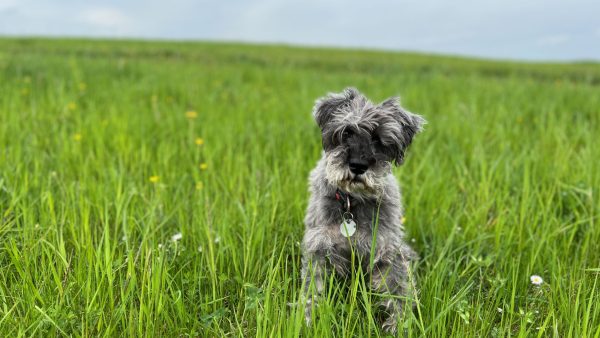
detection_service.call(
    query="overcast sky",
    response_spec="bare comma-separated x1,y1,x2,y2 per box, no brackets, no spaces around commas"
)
1,0,599,61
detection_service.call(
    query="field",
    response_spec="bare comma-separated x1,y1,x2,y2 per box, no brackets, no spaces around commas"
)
0,38,599,337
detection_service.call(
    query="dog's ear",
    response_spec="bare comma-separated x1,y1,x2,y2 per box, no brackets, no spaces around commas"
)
312,87,358,130
379,97,426,165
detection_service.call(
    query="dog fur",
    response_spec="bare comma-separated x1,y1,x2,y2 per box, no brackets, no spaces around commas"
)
301,87,425,333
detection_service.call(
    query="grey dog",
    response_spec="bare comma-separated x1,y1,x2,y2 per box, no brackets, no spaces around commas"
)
301,88,425,333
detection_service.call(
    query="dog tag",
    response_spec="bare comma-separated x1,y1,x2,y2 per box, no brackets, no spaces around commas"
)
340,219,356,237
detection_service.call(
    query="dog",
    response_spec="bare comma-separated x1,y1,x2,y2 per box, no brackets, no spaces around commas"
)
301,88,425,333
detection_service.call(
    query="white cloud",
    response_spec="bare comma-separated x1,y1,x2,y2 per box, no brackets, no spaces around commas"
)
0,0,17,12
78,7,132,30
536,34,570,46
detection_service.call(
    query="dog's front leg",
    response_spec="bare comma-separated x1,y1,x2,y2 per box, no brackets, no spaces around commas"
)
371,257,414,334
300,252,328,326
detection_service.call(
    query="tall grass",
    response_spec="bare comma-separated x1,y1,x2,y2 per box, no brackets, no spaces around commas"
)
0,38,598,336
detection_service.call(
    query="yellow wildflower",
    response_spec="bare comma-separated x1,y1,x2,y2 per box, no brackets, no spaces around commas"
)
400,216,406,224
195,182,204,190
149,175,160,183
73,133,82,141
67,102,77,111
185,110,198,119
199,163,208,170
195,138,204,146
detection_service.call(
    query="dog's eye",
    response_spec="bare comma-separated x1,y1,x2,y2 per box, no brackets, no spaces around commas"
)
372,135,382,144
341,129,354,140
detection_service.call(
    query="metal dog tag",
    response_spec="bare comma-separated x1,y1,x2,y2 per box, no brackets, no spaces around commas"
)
340,219,356,237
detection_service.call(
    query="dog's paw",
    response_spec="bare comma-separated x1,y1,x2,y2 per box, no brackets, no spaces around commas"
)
381,316,398,335
304,310,312,327
303,298,314,326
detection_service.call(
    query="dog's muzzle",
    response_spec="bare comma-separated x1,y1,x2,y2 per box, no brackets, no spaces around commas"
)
349,160,369,175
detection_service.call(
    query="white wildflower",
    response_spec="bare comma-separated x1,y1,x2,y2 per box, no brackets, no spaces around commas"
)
530,275,544,285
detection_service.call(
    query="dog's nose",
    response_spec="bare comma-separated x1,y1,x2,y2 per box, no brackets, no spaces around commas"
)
349,161,369,175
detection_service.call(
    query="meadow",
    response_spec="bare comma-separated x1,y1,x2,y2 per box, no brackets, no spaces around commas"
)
0,38,599,337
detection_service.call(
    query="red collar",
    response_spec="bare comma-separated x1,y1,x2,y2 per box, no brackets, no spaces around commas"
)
335,189,352,212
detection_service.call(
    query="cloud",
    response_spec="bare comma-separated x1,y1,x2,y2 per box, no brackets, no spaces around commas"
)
536,34,570,46
78,7,132,31
0,0,17,12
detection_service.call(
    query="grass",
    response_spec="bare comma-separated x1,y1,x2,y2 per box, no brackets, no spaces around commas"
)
0,37,599,337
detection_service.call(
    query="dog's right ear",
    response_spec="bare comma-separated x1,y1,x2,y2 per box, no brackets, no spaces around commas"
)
379,97,426,165
312,87,358,130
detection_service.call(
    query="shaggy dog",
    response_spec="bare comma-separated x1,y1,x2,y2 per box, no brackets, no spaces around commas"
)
301,88,425,333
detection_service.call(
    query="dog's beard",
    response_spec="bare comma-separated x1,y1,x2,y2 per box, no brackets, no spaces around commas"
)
325,151,389,197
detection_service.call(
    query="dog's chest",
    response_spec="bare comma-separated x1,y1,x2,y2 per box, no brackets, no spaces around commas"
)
327,209,378,255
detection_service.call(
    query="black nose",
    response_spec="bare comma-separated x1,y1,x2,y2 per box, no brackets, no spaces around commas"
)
349,161,369,175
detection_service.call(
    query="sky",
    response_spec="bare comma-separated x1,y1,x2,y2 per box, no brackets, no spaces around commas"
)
1,0,599,61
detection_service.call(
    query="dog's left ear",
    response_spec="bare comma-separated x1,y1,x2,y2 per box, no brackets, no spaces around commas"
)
312,88,359,150
379,97,426,165
312,87,358,130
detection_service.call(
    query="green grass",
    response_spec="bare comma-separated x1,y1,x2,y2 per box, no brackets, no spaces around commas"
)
0,37,599,337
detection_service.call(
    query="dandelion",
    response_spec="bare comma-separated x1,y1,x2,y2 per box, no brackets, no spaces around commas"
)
185,110,198,119
530,275,544,285
199,163,208,170
73,133,82,141
400,216,406,224
171,232,183,242
67,102,77,111
149,175,160,183
195,181,204,190
195,137,204,146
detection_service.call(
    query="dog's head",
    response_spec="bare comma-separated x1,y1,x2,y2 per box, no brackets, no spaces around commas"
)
313,87,426,196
